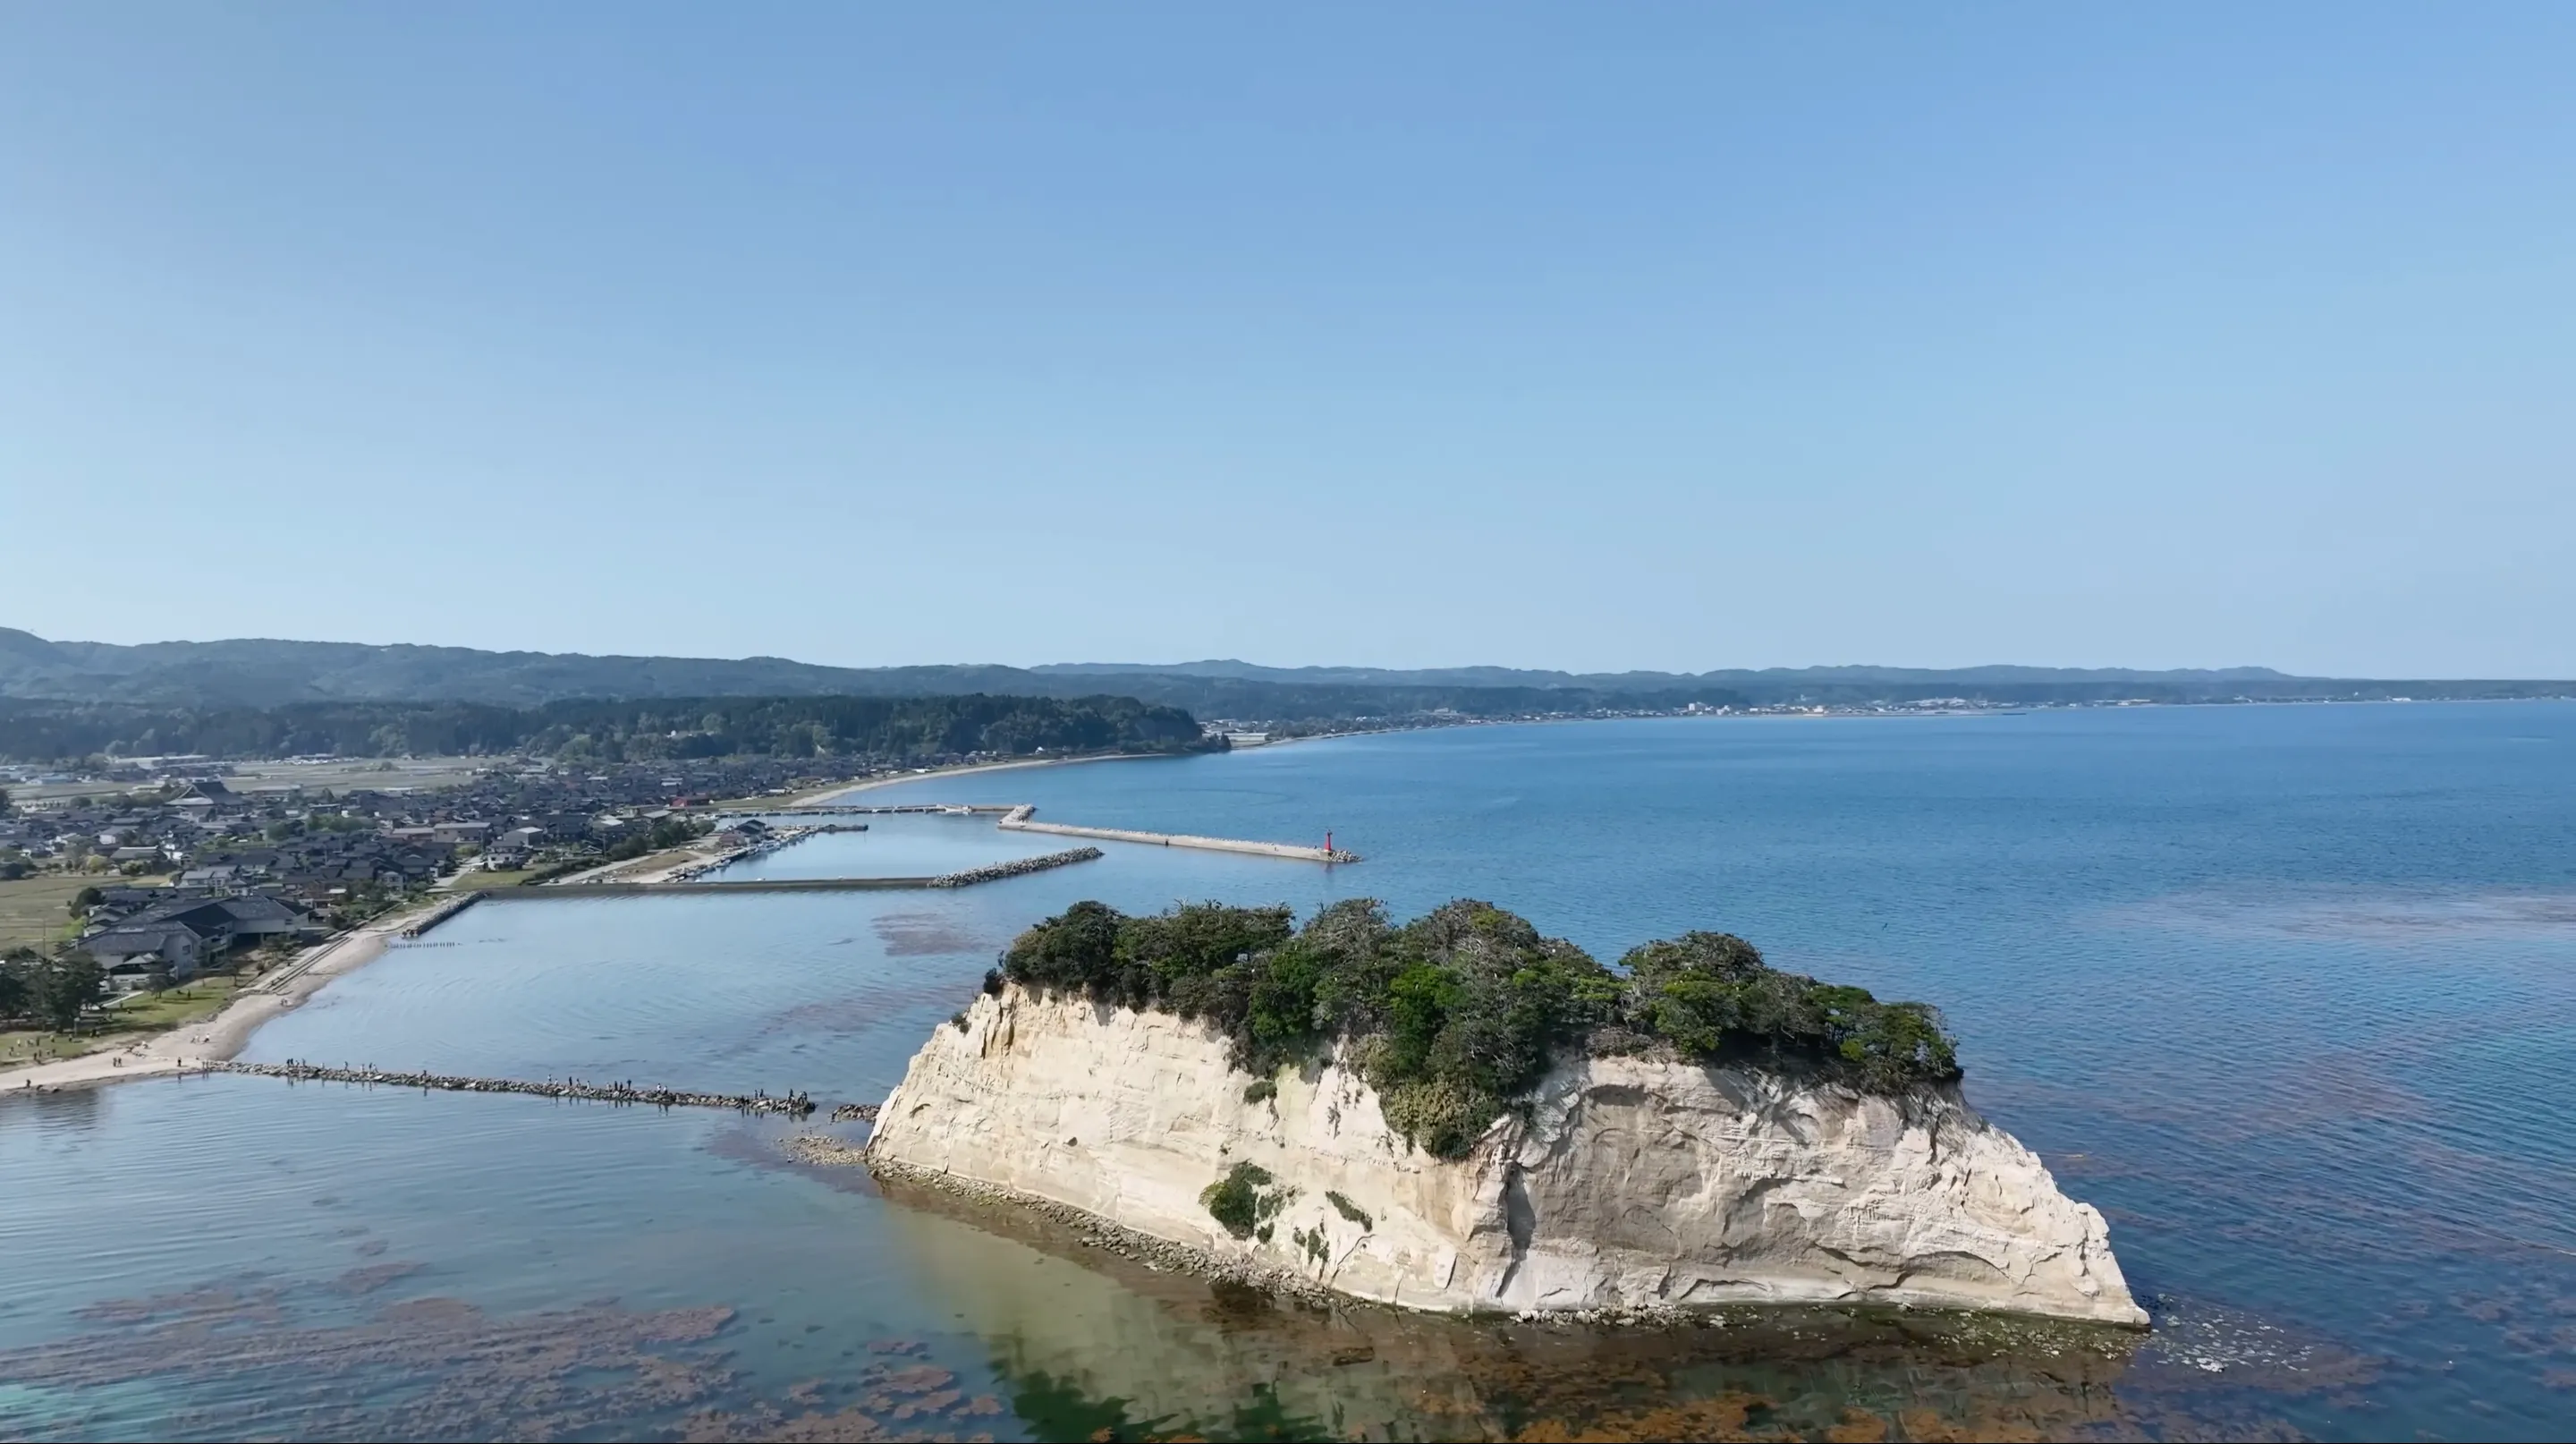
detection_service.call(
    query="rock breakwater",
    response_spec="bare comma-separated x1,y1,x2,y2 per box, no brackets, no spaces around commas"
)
210,1061,819,1116
926,847,1103,888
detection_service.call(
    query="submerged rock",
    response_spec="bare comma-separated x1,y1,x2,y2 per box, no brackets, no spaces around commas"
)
867,986,2147,1327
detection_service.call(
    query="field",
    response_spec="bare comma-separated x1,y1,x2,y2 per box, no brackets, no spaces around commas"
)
4,756,504,809
0,873,92,951
224,757,504,794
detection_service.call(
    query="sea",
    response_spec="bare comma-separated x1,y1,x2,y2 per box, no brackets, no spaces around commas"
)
3,702,2572,1441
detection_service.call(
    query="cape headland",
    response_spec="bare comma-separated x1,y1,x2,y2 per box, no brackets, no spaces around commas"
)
867,899,2147,1327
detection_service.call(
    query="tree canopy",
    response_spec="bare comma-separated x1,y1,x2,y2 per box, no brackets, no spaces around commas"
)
1000,898,1961,1159
2,951,104,1032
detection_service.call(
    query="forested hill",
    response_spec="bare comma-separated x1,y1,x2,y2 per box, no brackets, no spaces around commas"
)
0,629,1041,709
0,694,1211,765
3,629,2566,718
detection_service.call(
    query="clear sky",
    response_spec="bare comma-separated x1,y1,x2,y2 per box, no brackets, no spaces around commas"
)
4,4,2571,677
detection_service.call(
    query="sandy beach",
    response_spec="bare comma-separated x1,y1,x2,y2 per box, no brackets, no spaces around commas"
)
787,752,1157,807
1,905,426,1094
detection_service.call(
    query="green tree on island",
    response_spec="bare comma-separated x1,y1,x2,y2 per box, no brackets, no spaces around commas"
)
1001,898,1961,1159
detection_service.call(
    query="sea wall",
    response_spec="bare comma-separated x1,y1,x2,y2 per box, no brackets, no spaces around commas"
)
866,986,2147,1326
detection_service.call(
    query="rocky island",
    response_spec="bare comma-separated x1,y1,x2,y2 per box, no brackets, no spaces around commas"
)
868,899,2146,1327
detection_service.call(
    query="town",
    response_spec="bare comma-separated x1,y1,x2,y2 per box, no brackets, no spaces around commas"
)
0,750,980,1046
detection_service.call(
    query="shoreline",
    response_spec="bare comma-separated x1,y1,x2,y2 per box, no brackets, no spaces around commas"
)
0,905,427,1094
785,750,1170,807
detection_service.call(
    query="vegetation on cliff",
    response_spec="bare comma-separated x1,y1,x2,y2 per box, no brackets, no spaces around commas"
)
999,898,1962,1158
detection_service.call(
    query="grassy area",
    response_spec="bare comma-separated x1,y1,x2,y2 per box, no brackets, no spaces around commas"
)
0,975,241,1066
0,873,94,951
592,847,708,881
466,870,538,888
0,1027,118,1067
106,975,241,1028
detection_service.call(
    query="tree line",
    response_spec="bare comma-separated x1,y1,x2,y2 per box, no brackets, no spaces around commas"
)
0,693,1214,764
1,950,102,1032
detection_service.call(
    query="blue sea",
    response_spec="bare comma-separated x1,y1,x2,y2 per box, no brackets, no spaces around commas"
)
4,703,2572,1440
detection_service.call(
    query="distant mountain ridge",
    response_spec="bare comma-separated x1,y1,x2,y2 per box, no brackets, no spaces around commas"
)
0,628,2561,716
1030,658,2301,687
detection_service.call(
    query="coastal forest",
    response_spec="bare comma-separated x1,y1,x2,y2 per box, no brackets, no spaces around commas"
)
998,898,1961,1159
0,694,1212,765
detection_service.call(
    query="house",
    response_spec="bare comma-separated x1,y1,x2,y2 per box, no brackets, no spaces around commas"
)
80,895,320,984
89,926,212,986
432,820,491,845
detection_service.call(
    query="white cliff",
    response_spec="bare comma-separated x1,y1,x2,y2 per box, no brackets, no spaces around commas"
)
867,985,2147,1327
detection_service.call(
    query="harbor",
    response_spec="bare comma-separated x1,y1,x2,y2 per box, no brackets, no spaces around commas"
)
716,800,1360,862
995,803,1360,862
454,845,1108,905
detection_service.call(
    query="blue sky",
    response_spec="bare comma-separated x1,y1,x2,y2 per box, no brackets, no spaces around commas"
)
3,4,2571,676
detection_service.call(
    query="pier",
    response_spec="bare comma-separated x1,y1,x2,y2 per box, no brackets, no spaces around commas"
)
996,805,1360,862
208,1060,823,1116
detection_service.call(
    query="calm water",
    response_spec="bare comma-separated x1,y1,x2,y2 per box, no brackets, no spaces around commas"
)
708,811,1090,880
4,704,2572,1440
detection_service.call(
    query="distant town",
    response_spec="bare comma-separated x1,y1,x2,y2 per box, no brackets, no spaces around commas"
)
0,750,986,1051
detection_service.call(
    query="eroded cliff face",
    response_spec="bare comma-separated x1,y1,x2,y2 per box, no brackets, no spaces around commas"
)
867,986,2146,1327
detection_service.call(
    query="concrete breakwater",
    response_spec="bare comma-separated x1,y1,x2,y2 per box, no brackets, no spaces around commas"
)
401,893,483,938
482,877,951,898
996,804,1360,863
927,846,1103,888
208,1060,819,1116
718,803,1013,817
447,848,1103,911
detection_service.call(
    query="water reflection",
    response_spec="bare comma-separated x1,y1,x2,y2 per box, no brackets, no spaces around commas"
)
874,1175,2244,1441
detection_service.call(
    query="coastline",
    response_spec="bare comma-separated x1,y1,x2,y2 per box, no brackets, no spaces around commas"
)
0,905,425,1094
785,750,1166,807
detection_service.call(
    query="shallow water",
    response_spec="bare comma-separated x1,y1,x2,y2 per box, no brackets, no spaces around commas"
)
4,703,2572,1440
708,811,1099,881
